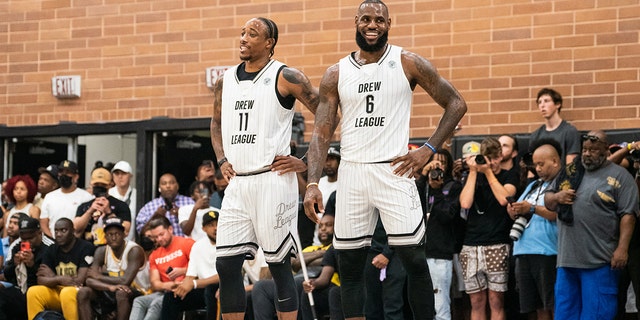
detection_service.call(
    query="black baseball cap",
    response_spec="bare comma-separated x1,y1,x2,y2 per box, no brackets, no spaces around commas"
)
104,217,125,231
19,216,40,232
38,164,59,183
59,160,79,174
202,209,219,226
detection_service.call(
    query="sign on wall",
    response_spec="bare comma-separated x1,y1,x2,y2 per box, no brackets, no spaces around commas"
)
51,75,81,98
205,66,232,89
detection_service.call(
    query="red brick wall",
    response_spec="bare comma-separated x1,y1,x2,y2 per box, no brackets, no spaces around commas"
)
1,0,638,138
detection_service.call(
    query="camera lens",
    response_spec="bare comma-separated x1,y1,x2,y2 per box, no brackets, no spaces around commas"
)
509,216,529,241
429,168,444,180
475,154,486,165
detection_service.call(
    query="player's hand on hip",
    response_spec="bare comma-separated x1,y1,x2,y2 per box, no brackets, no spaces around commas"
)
220,162,235,181
392,147,432,178
303,186,323,224
271,155,307,174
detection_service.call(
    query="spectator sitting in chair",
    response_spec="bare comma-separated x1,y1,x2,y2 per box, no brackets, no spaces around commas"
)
77,217,145,320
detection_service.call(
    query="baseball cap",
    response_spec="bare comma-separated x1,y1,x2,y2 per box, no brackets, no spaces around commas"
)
59,160,79,174
104,217,125,231
19,216,40,232
111,160,132,174
327,147,341,159
91,168,112,186
462,141,481,158
38,164,59,182
202,209,219,226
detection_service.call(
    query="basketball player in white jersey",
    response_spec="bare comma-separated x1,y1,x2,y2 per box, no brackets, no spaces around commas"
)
210,17,319,320
303,1,467,319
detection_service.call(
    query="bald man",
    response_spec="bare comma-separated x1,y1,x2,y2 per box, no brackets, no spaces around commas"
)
545,130,639,320
507,139,562,320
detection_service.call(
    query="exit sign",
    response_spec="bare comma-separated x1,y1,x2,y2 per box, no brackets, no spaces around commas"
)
205,66,231,89
51,75,81,98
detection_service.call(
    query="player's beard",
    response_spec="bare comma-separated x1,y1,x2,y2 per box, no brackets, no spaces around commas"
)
355,30,388,53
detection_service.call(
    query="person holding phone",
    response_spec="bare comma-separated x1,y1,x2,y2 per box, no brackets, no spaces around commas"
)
459,137,519,320
178,181,218,241
135,174,194,238
1,216,54,319
74,167,131,246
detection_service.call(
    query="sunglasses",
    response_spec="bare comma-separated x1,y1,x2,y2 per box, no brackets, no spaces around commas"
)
581,134,602,143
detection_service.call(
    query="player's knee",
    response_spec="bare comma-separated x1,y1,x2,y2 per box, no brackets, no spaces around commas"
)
76,287,92,302
337,248,368,280
60,286,79,302
115,289,130,302
216,254,245,279
268,260,298,312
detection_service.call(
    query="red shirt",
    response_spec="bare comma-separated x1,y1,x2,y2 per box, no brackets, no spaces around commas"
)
149,236,195,282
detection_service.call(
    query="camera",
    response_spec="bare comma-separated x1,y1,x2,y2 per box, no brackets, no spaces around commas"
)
631,149,640,162
509,216,529,241
429,167,444,180
475,154,486,165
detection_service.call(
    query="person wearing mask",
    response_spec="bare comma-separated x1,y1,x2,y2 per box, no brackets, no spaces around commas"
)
75,167,131,245
39,160,93,239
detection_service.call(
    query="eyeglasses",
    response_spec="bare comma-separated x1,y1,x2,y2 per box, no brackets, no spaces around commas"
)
581,134,602,143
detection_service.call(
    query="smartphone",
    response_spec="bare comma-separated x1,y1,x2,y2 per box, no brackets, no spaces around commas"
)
200,187,209,198
506,196,516,205
166,266,174,274
21,241,31,252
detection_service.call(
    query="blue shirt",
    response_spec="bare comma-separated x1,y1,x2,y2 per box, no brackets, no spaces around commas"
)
513,179,558,256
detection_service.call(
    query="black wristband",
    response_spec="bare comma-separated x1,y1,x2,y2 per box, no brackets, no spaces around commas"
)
217,157,228,167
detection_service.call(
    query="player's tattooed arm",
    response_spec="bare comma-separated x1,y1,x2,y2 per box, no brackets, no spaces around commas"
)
403,50,467,153
281,67,319,115
210,76,229,173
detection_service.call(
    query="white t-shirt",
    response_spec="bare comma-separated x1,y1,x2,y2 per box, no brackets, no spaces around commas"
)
109,186,137,241
186,237,218,279
318,176,338,207
178,204,219,242
40,188,93,237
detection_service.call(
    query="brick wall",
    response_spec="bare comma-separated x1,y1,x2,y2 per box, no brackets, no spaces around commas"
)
1,0,638,139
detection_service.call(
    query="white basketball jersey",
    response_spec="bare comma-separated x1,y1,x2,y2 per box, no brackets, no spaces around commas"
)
221,60,294,173
338,45,413,163
105,240,143,277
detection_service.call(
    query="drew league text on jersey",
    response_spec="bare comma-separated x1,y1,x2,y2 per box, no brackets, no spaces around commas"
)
231,99,257,144
355,81,385,128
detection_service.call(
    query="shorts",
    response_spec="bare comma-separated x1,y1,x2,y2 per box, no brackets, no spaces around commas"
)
515,254,556,313
555,265,619,319
459,244,510,293
333,161,425,250
216,171,298,263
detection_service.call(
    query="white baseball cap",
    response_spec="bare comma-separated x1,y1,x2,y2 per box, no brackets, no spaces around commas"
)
111,160,132,174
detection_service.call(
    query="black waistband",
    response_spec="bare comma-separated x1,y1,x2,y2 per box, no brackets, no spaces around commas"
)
235,166,271,177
